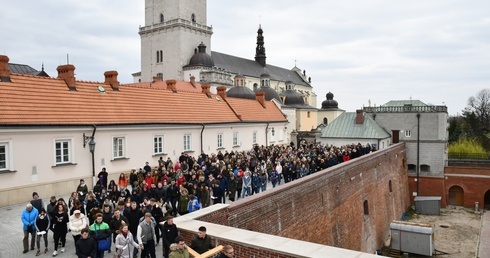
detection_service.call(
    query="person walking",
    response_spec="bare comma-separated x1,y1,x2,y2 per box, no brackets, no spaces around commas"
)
160,216,179,258
34,208,50,256
69,210,87,244
215,245,235,258
137,213,156,258
21,203,38,254
76,228,97,258
189,226,213,255
52,203,69,256
89,213,111,258
169,236,190,258
114,225,140,258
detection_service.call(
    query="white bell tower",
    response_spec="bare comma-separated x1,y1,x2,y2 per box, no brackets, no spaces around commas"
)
139,0,213,82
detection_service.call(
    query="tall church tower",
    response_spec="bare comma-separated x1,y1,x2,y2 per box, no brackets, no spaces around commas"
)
139,0,213,82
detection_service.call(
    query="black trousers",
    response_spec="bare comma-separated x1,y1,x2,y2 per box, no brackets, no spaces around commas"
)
141,239,156,258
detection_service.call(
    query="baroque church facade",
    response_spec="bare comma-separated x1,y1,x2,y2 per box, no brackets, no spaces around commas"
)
133,0,321,119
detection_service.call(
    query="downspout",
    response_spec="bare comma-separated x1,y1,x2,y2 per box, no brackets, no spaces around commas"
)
416,113,420,196
90,125,97,186
200,123,205,154
266,123,270,146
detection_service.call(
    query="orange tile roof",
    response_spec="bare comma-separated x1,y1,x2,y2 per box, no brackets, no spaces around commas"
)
124,80,202,93
0,74,287,125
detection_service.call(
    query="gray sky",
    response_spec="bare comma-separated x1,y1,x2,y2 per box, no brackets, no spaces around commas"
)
1,1,489,115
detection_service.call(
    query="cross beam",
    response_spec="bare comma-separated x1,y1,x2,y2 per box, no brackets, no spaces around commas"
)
188,245,224,258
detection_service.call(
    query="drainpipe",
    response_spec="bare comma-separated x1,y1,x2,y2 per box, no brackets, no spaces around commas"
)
416,113,420,196
200,123,205,154
266,123,270,146
89,125,97,186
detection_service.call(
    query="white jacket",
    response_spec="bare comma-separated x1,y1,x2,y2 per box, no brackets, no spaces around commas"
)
69,213,87,236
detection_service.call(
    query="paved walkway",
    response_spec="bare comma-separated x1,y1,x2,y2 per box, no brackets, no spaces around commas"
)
479,211,490,258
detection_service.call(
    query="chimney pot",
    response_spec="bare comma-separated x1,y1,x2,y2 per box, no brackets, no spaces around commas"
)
217,86,227,99
201,83,211,95
256,92,266,107
57,64,76,90
166,79,177,92
104,70,119,91
0,55,11,82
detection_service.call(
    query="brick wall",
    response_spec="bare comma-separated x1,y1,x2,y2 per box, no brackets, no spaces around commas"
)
407,166,490,209
198,143,409,253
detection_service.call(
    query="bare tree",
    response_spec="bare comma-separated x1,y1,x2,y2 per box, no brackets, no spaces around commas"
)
464,89,490,132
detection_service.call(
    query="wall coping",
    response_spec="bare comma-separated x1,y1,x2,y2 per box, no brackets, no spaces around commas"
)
174,204,381,258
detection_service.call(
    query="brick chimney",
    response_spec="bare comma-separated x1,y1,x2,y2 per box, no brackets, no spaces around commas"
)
355,109,364,124
201,83,211,95
189,75,197,88
217,86,227,99
256,92,266,107
104,70,119,91
0,55,11,82
166,79,177,92
57,64,76,91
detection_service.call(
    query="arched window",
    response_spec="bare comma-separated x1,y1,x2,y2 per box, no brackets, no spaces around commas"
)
363,200,369,215
421,164,431,172
323,117,328,125
160,13,164,23
253,83,258,90
156,73,163,80
191,13,196,22
408,164,416,171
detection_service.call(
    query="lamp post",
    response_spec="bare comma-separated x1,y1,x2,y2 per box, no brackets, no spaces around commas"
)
88,138,96,177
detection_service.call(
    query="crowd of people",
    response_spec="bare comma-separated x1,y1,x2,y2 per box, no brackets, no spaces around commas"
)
21,142,373,257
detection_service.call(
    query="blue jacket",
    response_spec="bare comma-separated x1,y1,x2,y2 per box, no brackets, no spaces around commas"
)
22,207,39,231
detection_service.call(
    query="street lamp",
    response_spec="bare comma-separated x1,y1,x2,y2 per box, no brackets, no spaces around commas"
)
83,128,97,178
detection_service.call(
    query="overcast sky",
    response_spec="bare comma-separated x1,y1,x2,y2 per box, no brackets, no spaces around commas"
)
1,1,489,115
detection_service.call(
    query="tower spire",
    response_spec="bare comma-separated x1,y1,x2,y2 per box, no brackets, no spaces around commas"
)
255,24,266,67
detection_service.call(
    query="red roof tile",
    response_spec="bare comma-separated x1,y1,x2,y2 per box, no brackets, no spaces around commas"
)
0,74,287,125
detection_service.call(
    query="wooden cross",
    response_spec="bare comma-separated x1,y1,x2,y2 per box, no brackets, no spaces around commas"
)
188,245,224,258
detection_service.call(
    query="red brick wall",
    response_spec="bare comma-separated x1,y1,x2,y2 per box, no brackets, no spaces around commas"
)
444,166,490,208
407,166,490,209
178,230,298,258
407,176,447,207
198,143,409,253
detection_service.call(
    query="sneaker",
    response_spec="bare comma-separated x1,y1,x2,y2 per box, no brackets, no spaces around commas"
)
36,250,41,256
44,248,48,253
52,250,58,256
60,248,65,253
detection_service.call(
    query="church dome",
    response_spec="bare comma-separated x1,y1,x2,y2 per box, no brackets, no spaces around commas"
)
321,91,339,109
227,86,256,100
283,89,305,105
188,42,214,67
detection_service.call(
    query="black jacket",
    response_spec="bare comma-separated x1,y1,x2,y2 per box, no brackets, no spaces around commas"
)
76,236,97,258
161,222,179,247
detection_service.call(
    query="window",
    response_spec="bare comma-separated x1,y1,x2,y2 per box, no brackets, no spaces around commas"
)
191,13,196,22
408,164,416,171
363,200,369,215
156,51,159,63
55,140,71,164
154,135,164,154
389,180,393,193
421,164,431,172
217,133,223,148
0,143,8,170
113,137,126,158
405,130,411,137
253,131,257,144
183,134,191,151
156,50,163,63
233,132,239,146
307,111,311,118
160,13,164,23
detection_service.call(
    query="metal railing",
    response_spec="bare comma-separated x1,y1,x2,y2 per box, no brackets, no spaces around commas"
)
363,105,447,113
448,152,490,160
